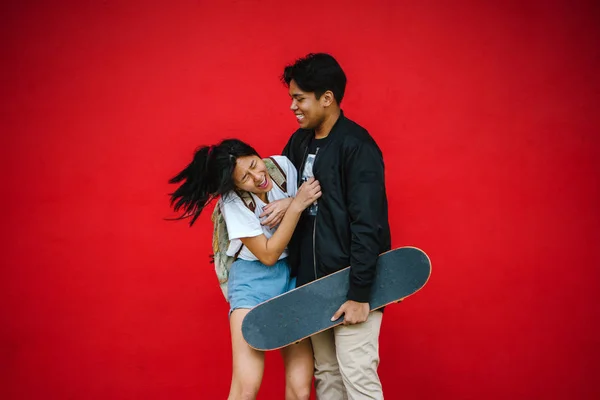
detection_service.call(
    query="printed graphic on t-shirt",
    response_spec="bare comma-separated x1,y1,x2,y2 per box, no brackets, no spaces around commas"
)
302,153,318,216
302,154,315,181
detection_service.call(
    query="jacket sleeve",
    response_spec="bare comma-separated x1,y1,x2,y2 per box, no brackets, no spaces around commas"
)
344,139,386,302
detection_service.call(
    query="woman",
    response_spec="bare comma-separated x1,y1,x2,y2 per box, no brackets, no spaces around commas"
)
169,139,320,400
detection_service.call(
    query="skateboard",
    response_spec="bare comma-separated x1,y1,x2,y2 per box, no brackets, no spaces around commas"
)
241,246,431,351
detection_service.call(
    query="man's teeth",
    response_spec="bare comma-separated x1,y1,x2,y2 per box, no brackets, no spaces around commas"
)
296,114,304,120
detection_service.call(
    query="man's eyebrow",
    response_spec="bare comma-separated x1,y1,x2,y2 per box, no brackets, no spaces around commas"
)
290,92,304,98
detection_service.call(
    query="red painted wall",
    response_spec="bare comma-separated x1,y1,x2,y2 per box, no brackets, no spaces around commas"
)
2,1,599,399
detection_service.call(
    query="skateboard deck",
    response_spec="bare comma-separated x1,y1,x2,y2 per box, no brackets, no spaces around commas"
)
242,246,431,351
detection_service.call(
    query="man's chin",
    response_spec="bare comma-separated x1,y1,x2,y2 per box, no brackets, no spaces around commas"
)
298,120,312,129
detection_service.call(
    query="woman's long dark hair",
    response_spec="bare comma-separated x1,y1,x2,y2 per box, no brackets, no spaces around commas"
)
169,139,260,226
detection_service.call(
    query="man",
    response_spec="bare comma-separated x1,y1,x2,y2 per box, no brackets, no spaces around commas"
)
281,53,391,400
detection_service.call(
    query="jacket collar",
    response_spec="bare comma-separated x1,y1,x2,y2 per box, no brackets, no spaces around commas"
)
321,109,344,140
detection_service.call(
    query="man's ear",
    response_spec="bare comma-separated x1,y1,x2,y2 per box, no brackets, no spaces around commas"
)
320,90,335,107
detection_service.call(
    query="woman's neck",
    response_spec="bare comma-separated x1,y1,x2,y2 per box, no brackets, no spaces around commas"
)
257,192,268,203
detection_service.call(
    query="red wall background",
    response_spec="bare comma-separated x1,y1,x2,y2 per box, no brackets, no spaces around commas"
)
2,1,599,399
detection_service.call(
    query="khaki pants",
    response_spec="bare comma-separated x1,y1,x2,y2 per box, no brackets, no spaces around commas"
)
310,310,383,400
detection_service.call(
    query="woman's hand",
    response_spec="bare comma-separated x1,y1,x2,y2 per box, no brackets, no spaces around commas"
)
291,178,322,212
260,198,294,229
259,178,321,229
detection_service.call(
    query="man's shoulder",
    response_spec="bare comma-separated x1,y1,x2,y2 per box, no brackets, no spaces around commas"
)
338,116,376,147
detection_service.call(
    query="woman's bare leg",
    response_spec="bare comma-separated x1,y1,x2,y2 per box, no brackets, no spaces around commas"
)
228,309,265,400
280,338,314,400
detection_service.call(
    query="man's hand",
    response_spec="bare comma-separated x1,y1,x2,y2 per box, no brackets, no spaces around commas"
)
331,300,370,326
260,198,293,229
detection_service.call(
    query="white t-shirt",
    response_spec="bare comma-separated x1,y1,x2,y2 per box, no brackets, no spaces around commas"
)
219,155,298,261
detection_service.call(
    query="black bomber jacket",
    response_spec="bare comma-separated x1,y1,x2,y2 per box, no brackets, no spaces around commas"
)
282,111,392,303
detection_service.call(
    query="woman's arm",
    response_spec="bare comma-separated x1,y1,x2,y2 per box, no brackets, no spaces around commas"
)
241,178,320,266
258,155,299,229
259,198,293,229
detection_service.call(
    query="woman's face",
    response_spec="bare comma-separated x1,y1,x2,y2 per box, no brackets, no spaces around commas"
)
232,155,273,195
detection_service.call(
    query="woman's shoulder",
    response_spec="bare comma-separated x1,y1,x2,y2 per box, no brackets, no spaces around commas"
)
265,155,297,197
266,155,292,167
219,191,247,210
269,155,297,176
266,155,296,177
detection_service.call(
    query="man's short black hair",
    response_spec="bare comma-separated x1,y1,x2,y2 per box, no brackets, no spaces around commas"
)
282,53,347,105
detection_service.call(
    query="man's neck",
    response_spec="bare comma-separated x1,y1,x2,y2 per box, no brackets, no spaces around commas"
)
314,108,341,139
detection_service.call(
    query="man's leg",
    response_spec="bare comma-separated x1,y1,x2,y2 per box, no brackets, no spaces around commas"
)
334,310,384,400
310,328,348,400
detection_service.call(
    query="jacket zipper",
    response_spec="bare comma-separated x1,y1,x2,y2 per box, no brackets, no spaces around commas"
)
298,146,309,187
312,147,320,280
312,217,317,280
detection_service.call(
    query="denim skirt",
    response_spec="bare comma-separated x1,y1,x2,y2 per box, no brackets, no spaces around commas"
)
227,257,296,314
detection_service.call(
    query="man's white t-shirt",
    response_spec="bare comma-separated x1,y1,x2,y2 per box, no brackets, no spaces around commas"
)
219,155,298,261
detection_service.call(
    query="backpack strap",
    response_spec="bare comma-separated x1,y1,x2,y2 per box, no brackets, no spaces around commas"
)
264,157,287,193
234,190,256,212
228,190,255,260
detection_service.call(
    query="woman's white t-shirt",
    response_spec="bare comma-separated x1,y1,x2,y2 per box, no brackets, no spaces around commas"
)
219,155,298,261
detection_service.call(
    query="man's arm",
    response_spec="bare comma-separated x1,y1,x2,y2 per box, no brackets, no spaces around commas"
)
331,138,386,324
345,139,386,302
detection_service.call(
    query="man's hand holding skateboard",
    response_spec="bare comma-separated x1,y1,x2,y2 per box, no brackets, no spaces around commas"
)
331,300,370,326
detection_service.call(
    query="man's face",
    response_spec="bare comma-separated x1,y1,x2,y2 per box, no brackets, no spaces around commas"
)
232,155,273,195
288,79,326,130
